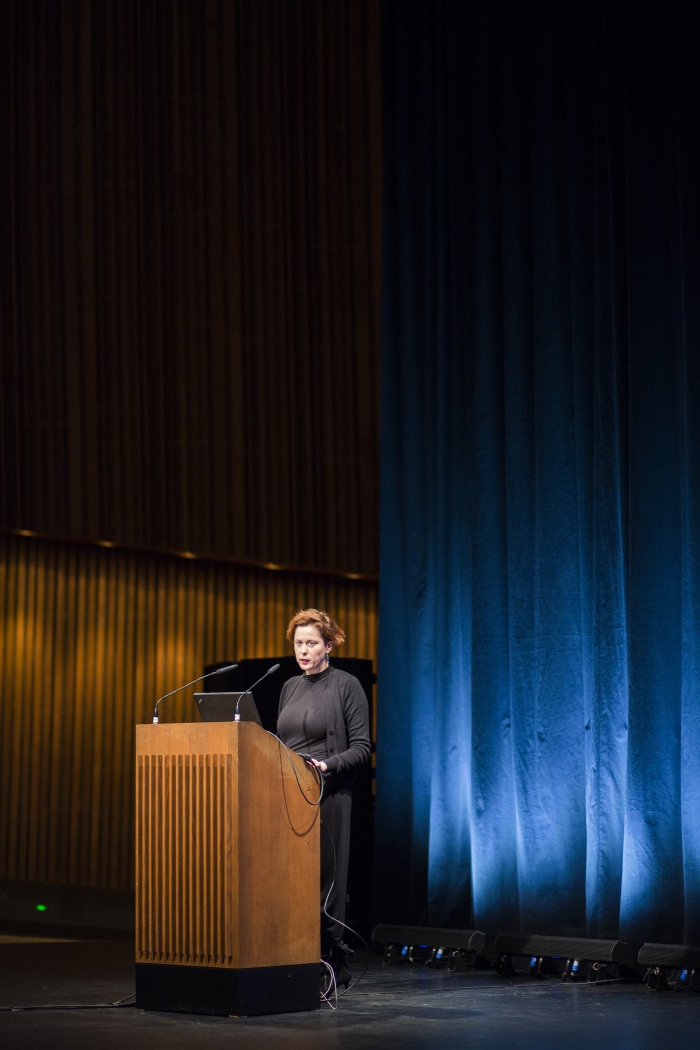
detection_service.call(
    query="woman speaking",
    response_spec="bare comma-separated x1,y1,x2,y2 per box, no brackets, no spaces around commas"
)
277,608,370,988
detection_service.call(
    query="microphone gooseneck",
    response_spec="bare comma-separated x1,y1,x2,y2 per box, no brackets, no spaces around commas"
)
234,663,281,722
152,663,238,724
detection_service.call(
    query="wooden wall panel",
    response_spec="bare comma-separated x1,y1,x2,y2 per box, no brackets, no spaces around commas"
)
0,533,377,891
0,0,381,577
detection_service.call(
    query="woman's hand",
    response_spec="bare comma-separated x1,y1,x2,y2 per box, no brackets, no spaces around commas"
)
307,758,328,772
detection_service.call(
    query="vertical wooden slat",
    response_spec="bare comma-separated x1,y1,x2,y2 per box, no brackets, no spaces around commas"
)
165,756,173,959
0,0,381,579
194,755,202,961
175,755,183,959
224,753,233,963
186,756,193,961
0,530,376,893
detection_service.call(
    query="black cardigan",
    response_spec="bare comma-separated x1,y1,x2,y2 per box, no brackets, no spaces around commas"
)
277,666,370,780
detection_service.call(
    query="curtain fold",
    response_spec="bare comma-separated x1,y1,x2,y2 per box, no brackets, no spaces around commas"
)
377,0,700,941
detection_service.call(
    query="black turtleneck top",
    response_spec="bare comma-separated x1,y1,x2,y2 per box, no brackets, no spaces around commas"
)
277,664,370,780
276,665,332,761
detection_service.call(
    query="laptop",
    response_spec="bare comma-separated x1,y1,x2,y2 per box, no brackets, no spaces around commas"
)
195,691,263,726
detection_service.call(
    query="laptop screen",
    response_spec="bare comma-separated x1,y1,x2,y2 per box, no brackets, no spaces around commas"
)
194,692,263,726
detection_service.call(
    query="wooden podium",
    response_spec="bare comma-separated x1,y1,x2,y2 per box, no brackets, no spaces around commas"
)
134,721,320,1016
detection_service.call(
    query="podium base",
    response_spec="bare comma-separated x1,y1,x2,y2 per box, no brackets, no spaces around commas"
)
135,961,320,1017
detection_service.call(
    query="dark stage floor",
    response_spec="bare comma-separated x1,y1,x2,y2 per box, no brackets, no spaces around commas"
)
1,938,698,1050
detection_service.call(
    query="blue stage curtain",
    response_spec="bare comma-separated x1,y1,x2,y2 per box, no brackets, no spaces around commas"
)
377,0,700,942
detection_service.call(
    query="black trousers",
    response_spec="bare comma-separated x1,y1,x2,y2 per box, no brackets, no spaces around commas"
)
320,783,352,954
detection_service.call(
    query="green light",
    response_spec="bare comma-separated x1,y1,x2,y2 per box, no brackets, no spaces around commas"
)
35,904,47,912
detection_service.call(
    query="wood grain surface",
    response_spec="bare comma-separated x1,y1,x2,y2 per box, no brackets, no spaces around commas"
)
0,532,374,892
135,722,320,968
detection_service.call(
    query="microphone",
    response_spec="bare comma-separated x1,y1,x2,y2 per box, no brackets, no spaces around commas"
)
152,664,238,724
234,663,280,722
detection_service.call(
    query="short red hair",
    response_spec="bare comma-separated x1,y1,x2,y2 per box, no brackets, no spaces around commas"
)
286,608,346,648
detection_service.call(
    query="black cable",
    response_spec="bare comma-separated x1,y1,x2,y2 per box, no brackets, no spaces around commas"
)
266,730,325,806
1,994,135,1013
271,719,366,993
320,958,338,1008
273,693,368,997
7,716,347,1015
320,820,369,996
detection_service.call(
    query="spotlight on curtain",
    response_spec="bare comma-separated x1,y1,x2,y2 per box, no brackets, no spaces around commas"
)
376,0,700,944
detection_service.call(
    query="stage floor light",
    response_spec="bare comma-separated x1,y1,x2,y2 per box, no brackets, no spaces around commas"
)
638,943,700,992
372,924,486,970
493,933,642,983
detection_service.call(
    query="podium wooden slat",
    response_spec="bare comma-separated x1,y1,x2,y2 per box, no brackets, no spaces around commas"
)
134,721,320,1015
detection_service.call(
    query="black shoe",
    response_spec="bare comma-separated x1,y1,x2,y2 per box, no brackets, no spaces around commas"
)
329,942,354,990
335,960,352,990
